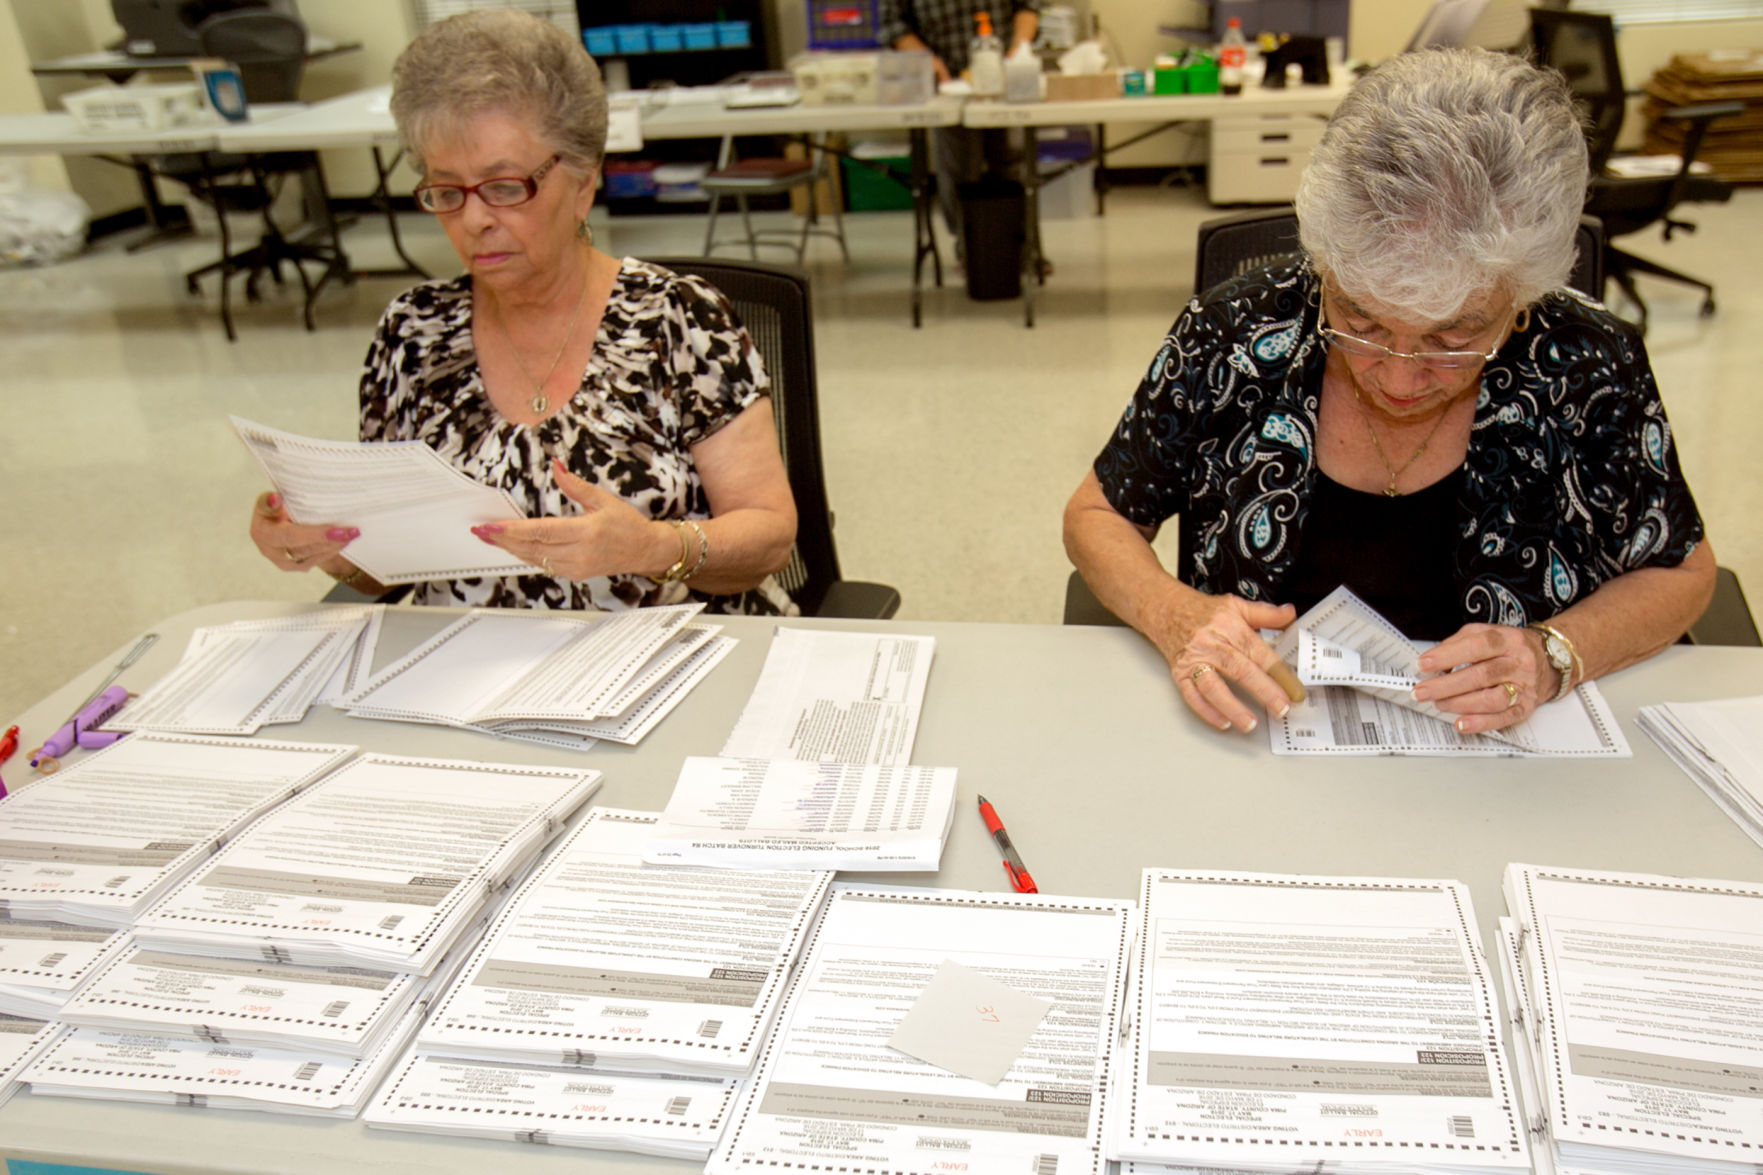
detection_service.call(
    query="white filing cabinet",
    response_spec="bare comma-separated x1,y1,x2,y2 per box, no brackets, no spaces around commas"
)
1207,113,1327,204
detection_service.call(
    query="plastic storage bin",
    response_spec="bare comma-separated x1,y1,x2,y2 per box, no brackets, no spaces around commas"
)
648,24,684,52
603,160,659,199
612,24,650,54
715,20,752,47
583,27,617,56
843,142,912,211
681,23,717,49
808,0,881,49
62,83,207,133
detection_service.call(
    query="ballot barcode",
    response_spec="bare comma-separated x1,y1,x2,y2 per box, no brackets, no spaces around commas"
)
698,1019,723,1039
1320,646,1344,658
321,1000,349,1018
103,875,128,889
38,952,67,969
176,1093,208,1107
292,1061,321,1081
1033,1153,1059,1175
517,1130,550,1145
379,914,404,931
1449,1115,1475,1138
666,1097,692,1116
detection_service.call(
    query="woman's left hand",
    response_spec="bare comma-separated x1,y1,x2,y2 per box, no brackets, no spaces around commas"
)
471,459,673,582
1413,624,1555,734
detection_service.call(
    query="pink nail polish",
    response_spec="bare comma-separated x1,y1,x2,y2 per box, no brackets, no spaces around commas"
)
326,527,357,542
478,524,503,535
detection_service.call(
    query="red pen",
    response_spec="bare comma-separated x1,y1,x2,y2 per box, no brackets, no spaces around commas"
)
0,726,17,764
976,794,1038,893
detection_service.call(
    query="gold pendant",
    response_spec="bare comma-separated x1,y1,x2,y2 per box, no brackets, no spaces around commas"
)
531,393,548,414
1384,483,1400,497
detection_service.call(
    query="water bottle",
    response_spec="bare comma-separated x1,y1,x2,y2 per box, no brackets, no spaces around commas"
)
1218,17,1246,95
969,11,1005,96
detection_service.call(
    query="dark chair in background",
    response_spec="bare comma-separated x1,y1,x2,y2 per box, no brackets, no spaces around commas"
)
330,258,900,619
1063,209,1758,646
1530,9,1741,332
700,135,850,265
156,10,347,340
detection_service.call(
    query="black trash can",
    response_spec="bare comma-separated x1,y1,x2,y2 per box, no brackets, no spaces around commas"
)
958,177,1024,301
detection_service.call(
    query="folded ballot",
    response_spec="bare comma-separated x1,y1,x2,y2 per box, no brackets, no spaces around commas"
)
131,754,599,974
0,733,355,928
418,808,832,1076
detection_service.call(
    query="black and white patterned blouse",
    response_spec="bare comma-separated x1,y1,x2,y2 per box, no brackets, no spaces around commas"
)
359,257,796,615
1094,258,1704,628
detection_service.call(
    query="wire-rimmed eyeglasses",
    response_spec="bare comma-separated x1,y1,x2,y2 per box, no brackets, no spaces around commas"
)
414,154,562,214
1317,295,1512,371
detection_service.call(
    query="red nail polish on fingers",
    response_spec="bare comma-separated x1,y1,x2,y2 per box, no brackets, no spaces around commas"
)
267,493,281,509
326,527,360,541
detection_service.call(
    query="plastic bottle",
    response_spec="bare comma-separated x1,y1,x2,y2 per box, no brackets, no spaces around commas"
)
1003,40,1041,102
969,11,1005,96
1218,17,1246,95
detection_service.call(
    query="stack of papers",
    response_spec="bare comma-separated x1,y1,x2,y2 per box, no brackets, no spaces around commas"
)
343,607,727,749
1638,695,1763,847
109,608,382,736
0,734,355,927
1269,587,1631,757
723,628,935,765
412,808,832,1076
1499,863,1763,1175
231,416,531,584
645,756,958,871
1115,869,1531,1175
0,914,129,1019
0,1014,63,1109
131,754,600,973
708,884,1133,1175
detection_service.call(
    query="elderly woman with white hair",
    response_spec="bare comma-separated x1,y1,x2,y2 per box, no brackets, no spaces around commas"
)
250,9,797,614
1063,48,1714,737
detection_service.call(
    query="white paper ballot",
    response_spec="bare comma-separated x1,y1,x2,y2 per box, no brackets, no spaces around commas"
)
419,808,831,1076
231,415,530,584
708,884,1133,1175
0,1014,64,1109
1638,695,1763,849
722,628,935,765
132,754,600,974
364,1052,738,1158
1117,870,1530,1173
1503,863,1763,1175
1270,587,1630,757
0,912,130,1019
889,959,1053,1084
0,733,355,927
645,757,958,871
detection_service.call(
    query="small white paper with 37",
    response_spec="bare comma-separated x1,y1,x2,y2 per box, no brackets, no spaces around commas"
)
888,959,1052,1085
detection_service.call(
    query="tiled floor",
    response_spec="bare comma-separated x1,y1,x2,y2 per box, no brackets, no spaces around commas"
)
2,183,1758,723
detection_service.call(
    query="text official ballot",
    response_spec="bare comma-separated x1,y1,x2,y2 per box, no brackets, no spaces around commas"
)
708,885,1134,1175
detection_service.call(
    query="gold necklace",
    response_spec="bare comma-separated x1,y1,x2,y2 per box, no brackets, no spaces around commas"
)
490,265,592,416
1345,380,1454,497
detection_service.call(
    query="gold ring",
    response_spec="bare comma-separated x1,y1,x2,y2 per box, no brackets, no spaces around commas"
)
283,547,306,565
1502,681,1519,708
541,556,554,577
1190,664,1215,684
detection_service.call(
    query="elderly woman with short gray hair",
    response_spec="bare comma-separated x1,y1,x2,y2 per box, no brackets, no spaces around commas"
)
1064,48,1714,736
250,9,798,614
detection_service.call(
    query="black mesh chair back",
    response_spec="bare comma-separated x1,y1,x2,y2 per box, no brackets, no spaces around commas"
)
199,10,308,103
1192,206,1604,303
1529,10,1626,171
647,257,900,619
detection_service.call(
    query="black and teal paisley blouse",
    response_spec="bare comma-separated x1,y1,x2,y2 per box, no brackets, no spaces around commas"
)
1093,259,1703,627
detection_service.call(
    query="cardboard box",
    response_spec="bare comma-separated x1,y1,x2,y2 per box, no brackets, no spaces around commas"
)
1044,73,1120,102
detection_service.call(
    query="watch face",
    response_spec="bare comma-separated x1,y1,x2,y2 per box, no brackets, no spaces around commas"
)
1543,633,1571,671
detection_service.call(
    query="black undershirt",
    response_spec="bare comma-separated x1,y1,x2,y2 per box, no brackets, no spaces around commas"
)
1280,469,1464,640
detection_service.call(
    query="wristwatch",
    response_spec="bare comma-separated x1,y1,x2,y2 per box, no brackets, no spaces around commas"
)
1528,623,1579,703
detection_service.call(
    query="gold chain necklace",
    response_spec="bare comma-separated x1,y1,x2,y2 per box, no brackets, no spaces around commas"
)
1345,380,1454,497
490,265,592,416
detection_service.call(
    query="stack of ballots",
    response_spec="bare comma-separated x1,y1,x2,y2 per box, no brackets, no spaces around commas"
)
362,807,834,1157
1637,695,1763,848
19,754,599,1118
343,605,733,749
108,607,382,738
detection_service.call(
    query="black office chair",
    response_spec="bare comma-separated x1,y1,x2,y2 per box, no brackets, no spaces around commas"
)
156,10,347,341
1530,9,1741,333
650,257,898,618
328,258,902,619
1063,209,1759,646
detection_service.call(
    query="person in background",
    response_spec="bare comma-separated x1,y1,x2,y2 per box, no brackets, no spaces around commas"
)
1063,48,1714,737
249,9,798,614
878,0,1040,247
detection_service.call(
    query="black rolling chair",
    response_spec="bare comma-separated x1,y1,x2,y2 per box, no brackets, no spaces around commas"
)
1530,9,1741,333
650,257,897,618
156,10,347,341
329,258,901,619
1064,210,1758,646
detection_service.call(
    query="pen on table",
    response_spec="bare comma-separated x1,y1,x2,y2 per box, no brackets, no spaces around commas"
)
976,794,1038,894
0,724,14,798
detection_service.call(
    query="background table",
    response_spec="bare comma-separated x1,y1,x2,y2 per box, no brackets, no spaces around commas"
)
2,601,1759,1175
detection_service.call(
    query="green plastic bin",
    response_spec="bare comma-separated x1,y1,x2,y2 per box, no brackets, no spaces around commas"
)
842,148,912,211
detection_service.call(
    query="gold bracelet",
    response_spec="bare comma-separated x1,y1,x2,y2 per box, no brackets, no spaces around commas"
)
326,565,370,590
657,521,694,583
678,520,710,583
1528,621,1583,702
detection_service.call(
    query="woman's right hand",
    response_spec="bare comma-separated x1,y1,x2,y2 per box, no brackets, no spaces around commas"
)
1155,593,1305,734
249,492,360,574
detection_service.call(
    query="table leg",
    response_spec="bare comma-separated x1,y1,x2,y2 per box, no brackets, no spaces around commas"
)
1021,125,1041,329
121,159,194,253
359,146,429,281
908,127,942,329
